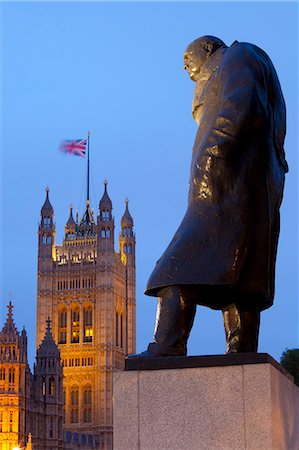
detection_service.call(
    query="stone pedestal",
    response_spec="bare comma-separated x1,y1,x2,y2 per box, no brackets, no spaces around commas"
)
113,353,299,450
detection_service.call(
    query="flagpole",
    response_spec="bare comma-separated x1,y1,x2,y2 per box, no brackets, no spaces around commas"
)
87,131,90,202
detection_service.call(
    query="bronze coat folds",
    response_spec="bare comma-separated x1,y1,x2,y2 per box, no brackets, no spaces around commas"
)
145,42,288,311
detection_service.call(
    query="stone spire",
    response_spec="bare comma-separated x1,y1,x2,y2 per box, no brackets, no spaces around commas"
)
121,198,134,228
99,179,112,211
41,187,54,215
36,317,60,358
66,204,76,227
0,300,19,343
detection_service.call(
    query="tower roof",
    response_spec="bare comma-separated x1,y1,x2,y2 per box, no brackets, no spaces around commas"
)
41,187,54,214
66,204,76,228
121,198,133,227
37,318,60,358
99,179,112,210
0,301,19,343
77,200,96,237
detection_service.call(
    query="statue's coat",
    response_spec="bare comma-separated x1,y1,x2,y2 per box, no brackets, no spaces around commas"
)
146,42,288,311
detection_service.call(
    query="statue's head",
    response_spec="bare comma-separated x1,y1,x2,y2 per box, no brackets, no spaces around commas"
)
184,36,226,82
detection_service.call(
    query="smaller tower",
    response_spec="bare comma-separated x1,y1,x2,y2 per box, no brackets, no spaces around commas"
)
32,318,63,450
37,188,56,348
0,300,29,450
64,204,76,241
119,198,135,266
38,187,56,259
119,199,136,354
97,180,115,255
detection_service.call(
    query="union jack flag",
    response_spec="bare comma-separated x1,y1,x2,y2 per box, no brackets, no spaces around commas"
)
60,138,87,157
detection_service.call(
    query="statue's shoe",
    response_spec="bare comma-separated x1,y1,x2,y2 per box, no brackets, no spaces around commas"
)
127,343,186,359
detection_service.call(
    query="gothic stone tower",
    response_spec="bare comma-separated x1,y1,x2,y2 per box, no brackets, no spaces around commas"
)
0,302,29,450
31,318,64,450
36,182,136,449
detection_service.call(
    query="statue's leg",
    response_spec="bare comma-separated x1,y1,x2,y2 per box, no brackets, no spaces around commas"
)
222,302,260,353
128,286,196,358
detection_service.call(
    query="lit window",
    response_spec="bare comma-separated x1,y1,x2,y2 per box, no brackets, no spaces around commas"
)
8,368,15,384
71,307,80,343
42,377,46,396
84,306,93,342
9,412,13,432
0,367,5,381
59,309,67,344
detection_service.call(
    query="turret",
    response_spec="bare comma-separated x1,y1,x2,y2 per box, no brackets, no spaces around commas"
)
38,187,56,259
35,317,63,402
0,301,28,364
33,318,63,448
64,204,76,241
97,179,115,253
119,199,136,354
119,198,135,266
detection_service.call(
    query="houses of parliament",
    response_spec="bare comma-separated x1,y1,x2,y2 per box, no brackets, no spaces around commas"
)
0,182,136,450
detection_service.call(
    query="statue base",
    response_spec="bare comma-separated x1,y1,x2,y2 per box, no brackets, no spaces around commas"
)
113,353,299,450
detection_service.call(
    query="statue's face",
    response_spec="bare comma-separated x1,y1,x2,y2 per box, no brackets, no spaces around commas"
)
183,49,207,82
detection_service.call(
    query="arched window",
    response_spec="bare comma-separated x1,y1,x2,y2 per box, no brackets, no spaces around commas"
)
102,210,109,220
49,376,55,396
0,367,5,381
123,245,127,254
128,244,132,254
83,384,92,423
63,390,66,423
9,411,13,432
84,306,93,343
58,308,67,344
42,235,47,244
124,227,131,236
101,228,106,238
71,307,80,343
47,236,52,244
70,386,79,423
115,312,119,347
106,228,111,238
120,314,123,349
43,217,51,226
42,377,46,396
49,416,54,438
8,368,15,384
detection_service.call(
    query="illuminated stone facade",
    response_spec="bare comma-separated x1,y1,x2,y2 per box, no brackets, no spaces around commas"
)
0,303,63,450
36,182,136,449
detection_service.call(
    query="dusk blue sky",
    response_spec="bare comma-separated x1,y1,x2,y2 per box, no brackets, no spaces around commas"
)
1,2,298,366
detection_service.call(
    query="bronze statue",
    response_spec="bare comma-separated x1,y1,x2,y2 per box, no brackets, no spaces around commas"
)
134,36,288,357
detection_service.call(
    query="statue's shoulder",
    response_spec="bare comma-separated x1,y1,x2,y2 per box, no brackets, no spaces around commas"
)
227,41,271,65
221,41,271,76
